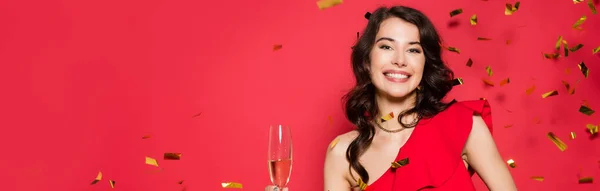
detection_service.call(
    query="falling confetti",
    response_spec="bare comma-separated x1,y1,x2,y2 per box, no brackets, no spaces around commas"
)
316,0,343,10
109,180,115,188
593,46,600,54
504,124,513,128
541,90,558,98
506,159,516,168
574,0,584,3
533,117,542,124
572,16,587,29
142,135,152,139
146,156,159,167
587,124,599,135
570,132,577,139
90,171,102,185
357,178,368,190
569,44,584,52
482,79,495,86
466,58,473,67
178,180,185,184
470,14,477,25
526,85,536,95
364,12,371,19
450,8,463,17
555,36,564,50
447,46,461,54
505,2,521,15
477,37,492,41
273,44,283,51
579,177,593,184
192,112,202,118
588,0,597,14
565,68,572,75
330,137,340,149
531,176,544,181
579,105,595,116
543,53,560,59
562,80,575,95
221,182,243,189
164,153,182,160
500,78,510,86
578,62,589,78
506,40,512,45
547,132,567,151
381,112,394,122
485,66,493,76
391,158,409,168
452,78,464,86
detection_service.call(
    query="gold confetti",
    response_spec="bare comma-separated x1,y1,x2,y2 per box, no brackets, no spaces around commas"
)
90,171,102,185
570,132,576,139
450,8,463,17
526,85,536,95
541,90,558,98
470,14,477,25
547,132,567,151
587,124,598,135
328,115,333,125
506,40,512,45
569,44,584,52
447,46,461,54
531,176,545,181
466,58,473,67
500,78,510,86
574,0,584,4
579,177,593,184
562,80,575,95
142,135,152,139
578,62,589,78
109,180,115,188
178,180,184,184
505,124,513,128
544,53,560,59
564,41,570,57
593,46,600,54
482,79,495,86
572,16,587,29
485,65,493,76
145,156,159,167
505,2,521,15
589,0,597,14
164,153,182,160
555,36,563,50
357,178,368,190
381,112,394,122
317,0,342,10
391,158,409,169
507,159,516,168
579,105,595,116
221,182,243,189
452,78,464,86
477,37,492,41
330,137,340,149
273,44,283,51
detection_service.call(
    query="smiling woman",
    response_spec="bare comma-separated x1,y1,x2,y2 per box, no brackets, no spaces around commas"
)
323,5,518,191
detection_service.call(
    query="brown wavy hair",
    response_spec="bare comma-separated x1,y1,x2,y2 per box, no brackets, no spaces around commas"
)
343,6,455,183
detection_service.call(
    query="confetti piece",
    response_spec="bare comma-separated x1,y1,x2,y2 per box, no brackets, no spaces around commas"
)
572,16,587,29
316,0,343,10
574,0,584,4
91,171,102,185
507,159,516,168
330,137,340,149
543,53,560,59
466,58,473,67
594,46,600,54
526,85,536,95
555,36,563,50
562,80,575,95
381,112,394,122
470,14,477,25
547,132,567,151
482,79,495,86
587,124,598,135
446,46,460,54
541,90,558,98
578,62,589,78
221,182,243,189
588,0,597,14
357,178,368,190
579,105,595,116
506,40,512,45
485,65,493,76
531,176,545,181
451,78,464,86
391,158,409,169
564,41,570,57
273,44,283,51
364,12,371,19
142,135,152,139
450,8,463,17
164,153,182,160
505,2,520,15
500,78,510,86
192,112,202,118
570,132,576,139
145,156,159,167
178,180,184,184
569,44,583,52
504,124,513,128
579,177,593,184
477,37,492,41
109,180,115,188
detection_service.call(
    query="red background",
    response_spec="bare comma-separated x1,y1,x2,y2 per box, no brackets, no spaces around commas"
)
0,0,599,190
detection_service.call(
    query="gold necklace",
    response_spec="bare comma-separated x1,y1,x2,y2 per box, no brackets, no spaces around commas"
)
374,121,405,133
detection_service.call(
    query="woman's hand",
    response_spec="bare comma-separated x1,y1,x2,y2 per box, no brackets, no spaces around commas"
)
264,185,289,191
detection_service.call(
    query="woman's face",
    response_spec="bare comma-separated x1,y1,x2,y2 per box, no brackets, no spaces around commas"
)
369,17,425,98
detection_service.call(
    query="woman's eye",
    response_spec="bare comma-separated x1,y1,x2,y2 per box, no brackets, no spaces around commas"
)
408,48,422,53
379,45,392,50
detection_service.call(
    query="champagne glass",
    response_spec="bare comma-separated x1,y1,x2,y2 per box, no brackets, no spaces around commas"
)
268,124,293,191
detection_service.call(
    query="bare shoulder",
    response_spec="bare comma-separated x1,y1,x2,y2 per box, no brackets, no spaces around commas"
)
324,130,359,189
327,130,359,156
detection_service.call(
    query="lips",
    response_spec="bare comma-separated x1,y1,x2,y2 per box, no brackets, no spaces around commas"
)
383,70,411,80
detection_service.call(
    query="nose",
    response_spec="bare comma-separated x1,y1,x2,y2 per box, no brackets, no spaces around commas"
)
392,51,406,67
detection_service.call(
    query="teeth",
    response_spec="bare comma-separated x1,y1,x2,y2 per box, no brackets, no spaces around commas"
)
385,73,408,79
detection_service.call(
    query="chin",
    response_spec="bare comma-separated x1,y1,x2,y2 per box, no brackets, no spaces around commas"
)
384,90,413,99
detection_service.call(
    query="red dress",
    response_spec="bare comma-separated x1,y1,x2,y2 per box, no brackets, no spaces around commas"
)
362,100,493,191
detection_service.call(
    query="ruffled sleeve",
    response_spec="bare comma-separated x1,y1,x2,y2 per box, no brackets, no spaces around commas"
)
459,99,493,134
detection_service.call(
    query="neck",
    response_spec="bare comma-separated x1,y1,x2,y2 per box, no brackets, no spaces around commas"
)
374,90,417,130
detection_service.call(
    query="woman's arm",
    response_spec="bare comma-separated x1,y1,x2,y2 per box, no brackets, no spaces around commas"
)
465,115,517,191
324,135,353,191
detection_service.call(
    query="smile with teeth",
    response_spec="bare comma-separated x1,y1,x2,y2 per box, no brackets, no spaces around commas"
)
384,73,409,79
